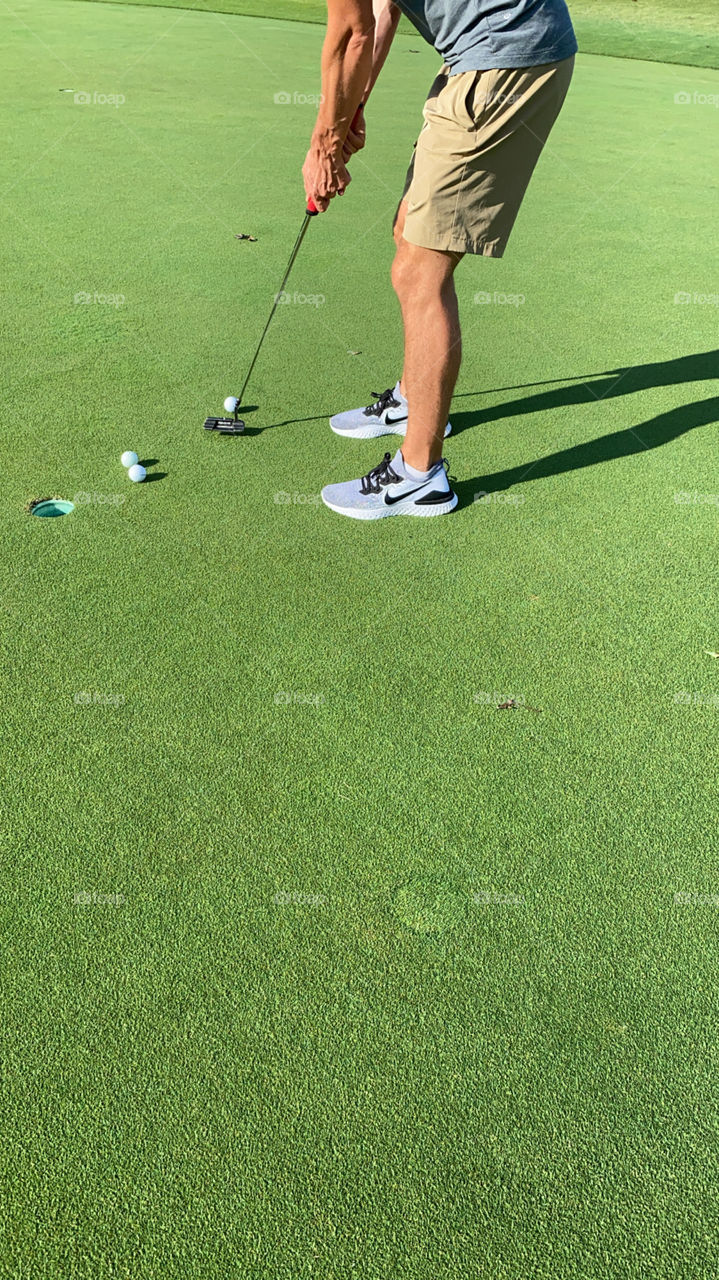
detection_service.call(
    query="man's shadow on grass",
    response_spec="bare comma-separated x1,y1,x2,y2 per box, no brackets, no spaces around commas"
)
264,348,718,483
449,348,718,507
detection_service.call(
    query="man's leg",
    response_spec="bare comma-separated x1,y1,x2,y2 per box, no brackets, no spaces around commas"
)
320,204,460,519
392,198,463,472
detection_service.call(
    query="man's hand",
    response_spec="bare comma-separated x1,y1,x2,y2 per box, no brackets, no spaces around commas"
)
302,132,352,213
343,103,366,162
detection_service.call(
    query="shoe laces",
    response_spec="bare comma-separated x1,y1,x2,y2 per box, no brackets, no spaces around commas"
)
359,452,402,496
363,387,400,418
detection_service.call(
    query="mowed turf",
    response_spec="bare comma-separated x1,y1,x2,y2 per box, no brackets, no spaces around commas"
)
2,2,719,1277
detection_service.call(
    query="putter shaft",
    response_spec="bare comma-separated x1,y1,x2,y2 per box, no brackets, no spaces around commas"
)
238,204,318,407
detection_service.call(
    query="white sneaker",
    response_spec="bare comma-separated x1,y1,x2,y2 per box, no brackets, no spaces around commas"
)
330,381,452,439
321,449,458,520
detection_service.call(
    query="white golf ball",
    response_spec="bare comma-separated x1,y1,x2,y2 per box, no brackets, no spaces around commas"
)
128,463,146,483
121,451,139,468
224,396,239,414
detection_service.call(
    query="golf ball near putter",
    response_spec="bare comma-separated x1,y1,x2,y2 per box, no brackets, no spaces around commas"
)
224,396,239,414
128,463,146,483
121,451,139,468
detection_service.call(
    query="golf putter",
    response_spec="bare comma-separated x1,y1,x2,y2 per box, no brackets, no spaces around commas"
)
203,198,320,435
205,105,364,434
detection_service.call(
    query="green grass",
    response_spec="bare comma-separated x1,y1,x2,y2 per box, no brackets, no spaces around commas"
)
3,1,719,1277
75,0,719,69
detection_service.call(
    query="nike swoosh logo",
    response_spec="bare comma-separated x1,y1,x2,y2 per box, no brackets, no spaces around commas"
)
385,411,408,424
384,484,427,506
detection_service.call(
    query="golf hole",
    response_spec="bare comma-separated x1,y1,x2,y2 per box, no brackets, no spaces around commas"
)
30,500,75,518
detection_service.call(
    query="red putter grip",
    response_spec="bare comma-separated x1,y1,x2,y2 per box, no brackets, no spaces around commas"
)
306,198,319,216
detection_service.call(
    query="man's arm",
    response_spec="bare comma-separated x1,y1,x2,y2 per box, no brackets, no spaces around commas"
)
366,0,401,99
302,0,375,212
342,1,401,160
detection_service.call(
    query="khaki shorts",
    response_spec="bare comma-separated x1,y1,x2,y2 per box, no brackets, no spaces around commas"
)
400,56,575,257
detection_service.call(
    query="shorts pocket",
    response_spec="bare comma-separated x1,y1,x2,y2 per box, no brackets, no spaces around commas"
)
429,70,481,132
465,69,500,129
460,70,483,128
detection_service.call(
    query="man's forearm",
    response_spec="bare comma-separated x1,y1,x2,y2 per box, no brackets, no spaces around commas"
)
313,10,375,152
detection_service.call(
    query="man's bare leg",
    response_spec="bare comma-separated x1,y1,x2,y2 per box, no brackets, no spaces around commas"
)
391,198,463,471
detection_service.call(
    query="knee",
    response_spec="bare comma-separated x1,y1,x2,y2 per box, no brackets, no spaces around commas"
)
391,246,414,300
392,244,446,306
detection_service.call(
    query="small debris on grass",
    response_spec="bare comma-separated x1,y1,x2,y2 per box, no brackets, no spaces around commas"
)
58,89,75,93
347,350,361,356
497,698,543,713
704,649,719,658
234,233,257,242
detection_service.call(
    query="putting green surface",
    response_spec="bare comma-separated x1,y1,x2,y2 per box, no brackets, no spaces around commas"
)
3,2,719,1276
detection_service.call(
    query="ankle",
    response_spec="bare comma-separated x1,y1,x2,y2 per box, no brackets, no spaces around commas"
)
401,448,438,474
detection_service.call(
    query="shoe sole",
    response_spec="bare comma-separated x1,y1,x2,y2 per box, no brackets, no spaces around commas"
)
330,418,452,440
321,491,458,520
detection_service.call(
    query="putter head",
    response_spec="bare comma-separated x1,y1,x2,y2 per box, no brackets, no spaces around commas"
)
203,416,245,435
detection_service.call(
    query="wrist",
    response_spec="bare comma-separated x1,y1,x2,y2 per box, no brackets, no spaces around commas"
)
311,124,344,155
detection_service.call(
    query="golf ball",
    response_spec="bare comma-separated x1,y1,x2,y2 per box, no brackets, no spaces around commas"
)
224,396,239,414
121,451,139,468
128,463,146,483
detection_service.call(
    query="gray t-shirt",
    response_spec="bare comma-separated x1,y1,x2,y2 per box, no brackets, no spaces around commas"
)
393,0,577,72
